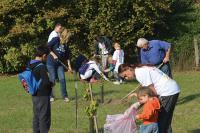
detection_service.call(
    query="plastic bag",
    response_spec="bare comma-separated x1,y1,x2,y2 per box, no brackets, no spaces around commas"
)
104,102,140,133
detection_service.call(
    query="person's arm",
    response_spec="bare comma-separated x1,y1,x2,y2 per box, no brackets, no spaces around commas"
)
163,46,171,63
92,63,109,81
104,63,115,73
40,65,54,88
147,84,158,96
94,41,99,56
47,37,60,59
50,51,58,60
128,92,138,100
159,40,171,63
103,68,111,73
105,38,113,55
112,51,117,65
65,44,72,72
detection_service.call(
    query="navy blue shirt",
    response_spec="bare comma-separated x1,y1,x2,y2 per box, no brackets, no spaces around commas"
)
140,40,171,65
47,37,70,66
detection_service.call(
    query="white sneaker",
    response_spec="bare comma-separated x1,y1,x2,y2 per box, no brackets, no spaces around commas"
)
113,81,120,85
50,97,55,102
64,97,70,102
120,80,125,84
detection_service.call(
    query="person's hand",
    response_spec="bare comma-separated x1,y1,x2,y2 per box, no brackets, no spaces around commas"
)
128,93,137,100
68,67,73,73
53,55,58,60
104,77,109,81
50,51,58,60
135,115,139,120
163,56,169,63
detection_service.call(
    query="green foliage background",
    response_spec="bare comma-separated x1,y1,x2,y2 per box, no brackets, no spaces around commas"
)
0,0,199,73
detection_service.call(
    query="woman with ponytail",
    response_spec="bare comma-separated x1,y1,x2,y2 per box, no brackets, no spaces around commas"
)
118,64,180,133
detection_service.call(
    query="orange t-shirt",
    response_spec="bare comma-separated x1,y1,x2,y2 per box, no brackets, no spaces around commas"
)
137,97,160,125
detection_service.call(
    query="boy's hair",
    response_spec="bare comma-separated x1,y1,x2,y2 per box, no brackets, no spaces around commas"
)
95,36,101,42
137,86,154,98
113,42,121,48
35,45,50,57
55,23,62,28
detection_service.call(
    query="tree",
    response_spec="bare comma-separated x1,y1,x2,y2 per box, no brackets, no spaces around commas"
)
0,0,172,73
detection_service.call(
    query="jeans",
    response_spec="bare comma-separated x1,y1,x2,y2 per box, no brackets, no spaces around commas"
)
158,62,172,78
47,65,68,98
140,123,159,133
32,96,51,133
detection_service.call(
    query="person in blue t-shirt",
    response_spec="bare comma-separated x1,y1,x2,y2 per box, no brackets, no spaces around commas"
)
46,23,72,102
136,38,172,78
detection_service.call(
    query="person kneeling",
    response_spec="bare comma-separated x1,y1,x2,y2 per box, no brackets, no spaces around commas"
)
79,56,109,83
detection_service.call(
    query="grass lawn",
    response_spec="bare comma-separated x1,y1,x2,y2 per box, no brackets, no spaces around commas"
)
0,71,200,133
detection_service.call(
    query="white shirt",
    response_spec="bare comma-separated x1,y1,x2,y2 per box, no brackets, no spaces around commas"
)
98,42,108,55
80,61,106,80
135,66,180,96
48,30,60,42
113,49,124,72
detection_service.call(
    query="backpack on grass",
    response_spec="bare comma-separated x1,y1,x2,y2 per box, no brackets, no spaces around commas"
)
18,63,43,95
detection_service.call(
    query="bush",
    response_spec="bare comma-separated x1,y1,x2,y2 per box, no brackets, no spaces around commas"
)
3,44,35,73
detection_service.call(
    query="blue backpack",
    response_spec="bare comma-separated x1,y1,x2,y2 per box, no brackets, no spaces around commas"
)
79,63,93,75
18,63,43,95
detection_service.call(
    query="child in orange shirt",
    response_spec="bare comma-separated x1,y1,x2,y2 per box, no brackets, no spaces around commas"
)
135,86,160,133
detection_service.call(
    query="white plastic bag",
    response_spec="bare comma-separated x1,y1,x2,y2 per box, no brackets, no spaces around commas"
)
104,102,140,133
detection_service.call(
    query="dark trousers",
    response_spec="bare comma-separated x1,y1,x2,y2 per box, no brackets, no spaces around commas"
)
159,62,172,78
158,93,179,133
32,96,51,133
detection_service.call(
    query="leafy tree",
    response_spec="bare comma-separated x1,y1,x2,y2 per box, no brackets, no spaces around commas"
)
0,0,184,73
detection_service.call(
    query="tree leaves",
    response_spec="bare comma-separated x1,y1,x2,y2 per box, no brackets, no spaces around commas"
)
0,0,174,73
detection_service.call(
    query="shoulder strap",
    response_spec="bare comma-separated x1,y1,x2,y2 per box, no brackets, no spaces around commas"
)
32,63,44,70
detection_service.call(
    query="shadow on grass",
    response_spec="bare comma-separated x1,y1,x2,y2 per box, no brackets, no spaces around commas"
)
177,93,200,105
188,129,200,133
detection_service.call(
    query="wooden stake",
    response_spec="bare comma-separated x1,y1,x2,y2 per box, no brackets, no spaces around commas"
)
194,36,199,67
88,83,99,133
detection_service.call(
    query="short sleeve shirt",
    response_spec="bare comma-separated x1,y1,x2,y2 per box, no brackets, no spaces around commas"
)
113,49,124,72
135,66,180,96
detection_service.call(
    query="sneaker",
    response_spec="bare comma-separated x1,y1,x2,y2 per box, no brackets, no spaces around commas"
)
120,79,126,84
50,97,55,102
64,97,70,102
113,81,120,85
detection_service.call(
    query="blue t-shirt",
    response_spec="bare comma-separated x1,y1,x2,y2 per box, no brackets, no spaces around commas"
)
140,40,171,65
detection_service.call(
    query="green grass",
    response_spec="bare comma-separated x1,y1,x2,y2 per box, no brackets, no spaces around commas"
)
0,71,200,133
